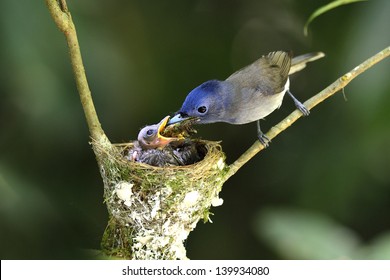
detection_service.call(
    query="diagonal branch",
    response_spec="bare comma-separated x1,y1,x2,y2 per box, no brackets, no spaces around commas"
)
46,0,109,144
225,46,390,180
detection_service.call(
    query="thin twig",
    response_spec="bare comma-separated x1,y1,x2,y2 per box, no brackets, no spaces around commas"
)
45,0,109,144
225,46,390,180
59,0,68,13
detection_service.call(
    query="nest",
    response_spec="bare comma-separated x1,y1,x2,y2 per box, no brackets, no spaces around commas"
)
92,138,228,260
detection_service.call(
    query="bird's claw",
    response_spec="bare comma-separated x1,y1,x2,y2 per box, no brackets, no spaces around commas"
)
257,132,270,147
295,101,310,116
287,90,310,116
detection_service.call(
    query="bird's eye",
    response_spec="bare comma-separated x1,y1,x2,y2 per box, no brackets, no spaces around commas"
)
146,129,154,136
197,106,207,114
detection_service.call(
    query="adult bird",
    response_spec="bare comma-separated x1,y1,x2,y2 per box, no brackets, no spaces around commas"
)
168,51,324,146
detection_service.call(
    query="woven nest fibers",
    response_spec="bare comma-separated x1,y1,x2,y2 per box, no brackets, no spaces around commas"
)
92,139,228,259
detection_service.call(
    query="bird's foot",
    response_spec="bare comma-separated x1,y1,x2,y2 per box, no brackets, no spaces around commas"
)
257,120,270,147
257,131,270,147
295,101,310,116
287,90,310,116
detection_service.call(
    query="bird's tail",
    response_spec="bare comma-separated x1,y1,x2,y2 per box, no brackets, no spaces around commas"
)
289,52,325,75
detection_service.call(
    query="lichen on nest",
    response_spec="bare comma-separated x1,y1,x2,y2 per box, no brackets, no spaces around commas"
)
92,138,228,259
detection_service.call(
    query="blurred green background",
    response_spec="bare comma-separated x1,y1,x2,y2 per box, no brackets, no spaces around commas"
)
1,0,389,259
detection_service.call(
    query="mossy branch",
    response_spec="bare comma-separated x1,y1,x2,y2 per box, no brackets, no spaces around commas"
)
225,46,390,180
45,0,109,145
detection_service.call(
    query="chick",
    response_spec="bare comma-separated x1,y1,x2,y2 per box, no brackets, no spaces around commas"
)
127,116,203,167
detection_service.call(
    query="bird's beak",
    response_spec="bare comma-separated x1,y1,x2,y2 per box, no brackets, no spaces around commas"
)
167,113,189,125
156,116,183,148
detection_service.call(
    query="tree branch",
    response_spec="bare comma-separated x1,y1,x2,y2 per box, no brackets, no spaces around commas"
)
45,0,109,144
225,46,390,180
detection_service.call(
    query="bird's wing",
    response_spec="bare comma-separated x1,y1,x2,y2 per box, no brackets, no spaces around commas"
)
226,51,292,95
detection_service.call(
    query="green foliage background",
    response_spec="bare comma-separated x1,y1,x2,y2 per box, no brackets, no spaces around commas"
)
0,0,389,259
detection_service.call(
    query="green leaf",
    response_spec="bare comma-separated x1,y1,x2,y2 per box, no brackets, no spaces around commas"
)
304,0,367,36
253,208,361,259
357,232,390,259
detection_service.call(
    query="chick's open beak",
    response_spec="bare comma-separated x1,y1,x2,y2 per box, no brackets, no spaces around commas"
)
155,116,183,148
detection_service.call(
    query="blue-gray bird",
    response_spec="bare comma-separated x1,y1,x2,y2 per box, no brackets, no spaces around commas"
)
168,51,324,146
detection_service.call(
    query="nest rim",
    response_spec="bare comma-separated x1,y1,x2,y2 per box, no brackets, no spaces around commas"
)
111,139,225,171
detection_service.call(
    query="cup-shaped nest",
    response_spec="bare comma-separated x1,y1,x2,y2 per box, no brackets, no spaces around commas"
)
92,139,228,259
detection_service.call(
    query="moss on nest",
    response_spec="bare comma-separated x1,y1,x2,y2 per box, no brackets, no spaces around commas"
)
92,139,228,260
